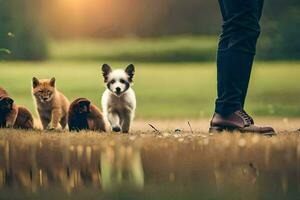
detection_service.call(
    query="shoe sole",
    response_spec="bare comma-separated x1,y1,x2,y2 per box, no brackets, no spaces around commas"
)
209,126,276,136
209,126,235,133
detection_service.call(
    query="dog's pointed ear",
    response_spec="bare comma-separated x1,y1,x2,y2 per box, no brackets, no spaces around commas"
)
102,64,112,82
32,77,40,88
50,77,56,87
125,64,135,82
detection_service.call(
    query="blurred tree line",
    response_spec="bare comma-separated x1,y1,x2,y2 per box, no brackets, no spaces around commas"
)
0,0,299,60
0,0,47,60
258,0,300,60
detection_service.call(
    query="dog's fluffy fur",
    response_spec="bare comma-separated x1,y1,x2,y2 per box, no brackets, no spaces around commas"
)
68,98,106,132
0,87,34,129
101,64,136,133
32,77,70,130
14,106,34,129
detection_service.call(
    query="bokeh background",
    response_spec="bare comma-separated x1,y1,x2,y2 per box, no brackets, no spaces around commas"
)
0,0,299,118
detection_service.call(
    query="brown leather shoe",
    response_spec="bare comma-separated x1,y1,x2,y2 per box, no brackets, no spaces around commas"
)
209,110,276,135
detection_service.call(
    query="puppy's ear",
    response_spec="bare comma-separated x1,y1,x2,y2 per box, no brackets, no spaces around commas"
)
32,77,39,88
125,64,135,82
50,77,56,87
102,64,112,82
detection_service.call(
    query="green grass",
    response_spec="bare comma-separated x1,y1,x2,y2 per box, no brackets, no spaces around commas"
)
50,36,217,62
0,61,299,118
49,36,290,62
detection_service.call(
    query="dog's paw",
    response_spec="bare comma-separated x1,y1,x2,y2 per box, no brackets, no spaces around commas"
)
5,124,13,129
112,126,121,132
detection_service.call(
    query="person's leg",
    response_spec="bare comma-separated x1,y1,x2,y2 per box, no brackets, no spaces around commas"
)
215,0,262,116
210,0,274,134
240,0,265,108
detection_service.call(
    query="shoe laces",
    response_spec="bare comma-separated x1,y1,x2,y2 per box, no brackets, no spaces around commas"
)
238,110,254,126
242,110,254,124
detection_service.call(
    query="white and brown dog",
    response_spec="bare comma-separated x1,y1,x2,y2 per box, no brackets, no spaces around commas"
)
101,64,136,133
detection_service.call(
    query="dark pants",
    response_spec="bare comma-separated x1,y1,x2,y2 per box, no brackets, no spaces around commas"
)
215,0,264,116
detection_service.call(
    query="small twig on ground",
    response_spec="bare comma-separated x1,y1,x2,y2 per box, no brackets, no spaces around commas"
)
188,121,194,134
148,124,160,134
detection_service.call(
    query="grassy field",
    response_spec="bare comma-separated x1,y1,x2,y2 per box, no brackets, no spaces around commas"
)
0,61,299,119
1,37,299,200
0,36,299,118
49,36,217,62
49,36,280,62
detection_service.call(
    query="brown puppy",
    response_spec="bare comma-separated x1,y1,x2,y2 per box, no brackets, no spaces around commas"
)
14,106,34,129
0,87,34,129
32,77,69,130
68,98,106,132
0,87,17,128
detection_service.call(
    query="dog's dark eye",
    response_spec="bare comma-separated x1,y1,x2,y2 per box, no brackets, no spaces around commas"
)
111,79,116,84
120,79,125,84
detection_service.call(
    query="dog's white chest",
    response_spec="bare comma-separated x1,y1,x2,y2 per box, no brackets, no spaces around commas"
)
102,89,136,112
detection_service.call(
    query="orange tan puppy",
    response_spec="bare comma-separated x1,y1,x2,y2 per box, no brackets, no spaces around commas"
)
32,77,70,130
0,87,34,129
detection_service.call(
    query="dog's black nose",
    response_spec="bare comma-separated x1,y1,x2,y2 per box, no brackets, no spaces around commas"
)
116,87,121,93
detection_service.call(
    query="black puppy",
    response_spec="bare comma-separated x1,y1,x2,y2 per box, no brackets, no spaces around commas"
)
68,98,106,132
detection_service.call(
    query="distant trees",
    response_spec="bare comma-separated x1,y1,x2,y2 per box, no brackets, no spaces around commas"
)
259,0,300,60
43,0,222,38
0,0,47,60
0,0,299,60
43,0,299,60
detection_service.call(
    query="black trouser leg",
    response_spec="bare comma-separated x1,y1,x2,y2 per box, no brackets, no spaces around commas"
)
215,0,264,116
